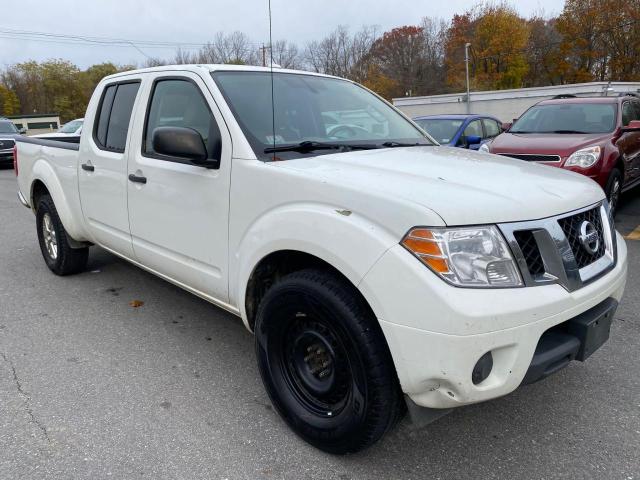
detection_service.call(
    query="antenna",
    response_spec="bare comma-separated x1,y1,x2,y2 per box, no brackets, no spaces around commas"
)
268,0,276,160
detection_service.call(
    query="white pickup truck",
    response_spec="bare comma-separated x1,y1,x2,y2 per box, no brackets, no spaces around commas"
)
15,65,627,454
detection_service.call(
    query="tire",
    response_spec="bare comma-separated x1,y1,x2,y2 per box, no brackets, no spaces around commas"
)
605,168,622,217
254,268,404,454
36,194,89,275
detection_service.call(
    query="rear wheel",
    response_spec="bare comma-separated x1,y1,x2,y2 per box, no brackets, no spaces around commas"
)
36,195,89,275
254,269,404,454
605,168,622,217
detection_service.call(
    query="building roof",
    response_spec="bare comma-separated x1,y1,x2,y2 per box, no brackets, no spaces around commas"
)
393,82,640,107
6,113,59,119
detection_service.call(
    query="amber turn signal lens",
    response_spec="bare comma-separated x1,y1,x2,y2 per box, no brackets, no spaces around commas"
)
401,229,450,274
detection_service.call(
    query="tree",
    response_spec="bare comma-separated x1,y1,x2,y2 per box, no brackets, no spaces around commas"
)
194,31,259,65
361,65,399,100
524,16,563,86
0,84,20,116
368,19,446,97
304,26,378,79
556,0,640,82
445,3,530,91
267,40,301,69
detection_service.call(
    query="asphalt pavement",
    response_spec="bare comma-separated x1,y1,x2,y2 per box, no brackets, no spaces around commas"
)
0,168,639,479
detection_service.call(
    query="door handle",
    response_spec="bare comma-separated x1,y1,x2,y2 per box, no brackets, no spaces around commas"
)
81,163,94,172
128,173,147,184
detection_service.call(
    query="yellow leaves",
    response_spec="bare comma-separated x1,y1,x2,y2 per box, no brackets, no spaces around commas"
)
362,66,400,100
445,3,530,91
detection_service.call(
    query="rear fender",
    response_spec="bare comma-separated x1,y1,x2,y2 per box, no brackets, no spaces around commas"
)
30,159,89,242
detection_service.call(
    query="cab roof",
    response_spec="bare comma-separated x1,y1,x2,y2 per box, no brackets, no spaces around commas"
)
104,64,341,82
413,114,499,121
537,96,626,106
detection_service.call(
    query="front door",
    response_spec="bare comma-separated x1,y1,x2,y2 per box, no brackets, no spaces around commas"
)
617,101,640,185
78,79,141,258
126,72,231,302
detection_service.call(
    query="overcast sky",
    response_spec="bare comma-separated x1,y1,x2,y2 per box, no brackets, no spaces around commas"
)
3,0,565,68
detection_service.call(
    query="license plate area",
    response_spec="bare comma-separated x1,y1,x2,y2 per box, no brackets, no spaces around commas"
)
567,298,617,361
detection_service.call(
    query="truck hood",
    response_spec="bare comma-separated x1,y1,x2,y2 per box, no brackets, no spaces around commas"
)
490,132,611,158
274,146,604,225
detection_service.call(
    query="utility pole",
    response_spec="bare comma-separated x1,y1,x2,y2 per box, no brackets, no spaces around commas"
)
465,42,471,114
260,44,267,67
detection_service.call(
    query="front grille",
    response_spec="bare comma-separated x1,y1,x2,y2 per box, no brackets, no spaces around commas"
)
558,207,606,268
500,203,614,292
0,138,15,150
499,153,561,162
513,230,545,276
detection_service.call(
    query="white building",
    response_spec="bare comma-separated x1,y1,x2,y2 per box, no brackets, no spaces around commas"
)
7,114,61,136
393,82,640,122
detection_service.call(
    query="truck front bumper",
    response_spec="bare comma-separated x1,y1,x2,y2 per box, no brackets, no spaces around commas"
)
359,233,627,409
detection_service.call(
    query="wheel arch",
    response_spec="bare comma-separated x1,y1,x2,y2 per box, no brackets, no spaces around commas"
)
243,249,379,333
29,160,90,242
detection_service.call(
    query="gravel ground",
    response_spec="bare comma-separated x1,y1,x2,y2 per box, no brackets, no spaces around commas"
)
0,168,639,479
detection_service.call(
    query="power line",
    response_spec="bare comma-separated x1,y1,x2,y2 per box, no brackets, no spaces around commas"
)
0,28,265,50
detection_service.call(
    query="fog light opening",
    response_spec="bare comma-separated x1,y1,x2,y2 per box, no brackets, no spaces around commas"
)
472,351,494,385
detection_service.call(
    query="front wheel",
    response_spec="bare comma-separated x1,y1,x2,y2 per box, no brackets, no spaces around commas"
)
605,168,622,217
255,269,404,454
36,195,89,275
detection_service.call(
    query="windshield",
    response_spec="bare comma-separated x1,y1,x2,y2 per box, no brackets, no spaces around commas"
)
0,122,18,134
511,103,617,134
212,71,432,160
414,118,463,144
59,119,83,133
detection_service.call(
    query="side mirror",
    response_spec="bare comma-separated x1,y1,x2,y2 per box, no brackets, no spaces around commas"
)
622,120,640,132
501,122,512,131
18,128,27,135
465,135,482,146
152,126,217,168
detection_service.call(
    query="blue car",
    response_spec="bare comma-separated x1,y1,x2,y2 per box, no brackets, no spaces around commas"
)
412,114,503,150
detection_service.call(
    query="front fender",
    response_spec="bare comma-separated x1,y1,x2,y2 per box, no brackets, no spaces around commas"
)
232,202,405,329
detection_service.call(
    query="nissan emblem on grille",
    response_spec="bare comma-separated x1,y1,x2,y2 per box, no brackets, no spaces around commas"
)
579,220,600,255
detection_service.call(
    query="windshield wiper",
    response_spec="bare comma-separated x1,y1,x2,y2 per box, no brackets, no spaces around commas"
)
546,130,588,134
264,140,378,154
380,141,428,148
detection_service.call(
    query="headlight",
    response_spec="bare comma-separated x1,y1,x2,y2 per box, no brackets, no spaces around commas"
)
565,146,601,168
401,226,523,288
479,142,490,153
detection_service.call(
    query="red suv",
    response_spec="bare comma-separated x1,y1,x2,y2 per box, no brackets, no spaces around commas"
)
487,95,640,215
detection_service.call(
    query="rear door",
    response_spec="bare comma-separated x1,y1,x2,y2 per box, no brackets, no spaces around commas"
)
126,71,232,302
78,79,141,258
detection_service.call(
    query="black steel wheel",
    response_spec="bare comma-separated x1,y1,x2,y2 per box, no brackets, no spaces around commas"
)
255,269,404,454
36,194,89,275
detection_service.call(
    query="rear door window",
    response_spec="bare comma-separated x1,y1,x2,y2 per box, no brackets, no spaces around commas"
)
482,119,501,138
95,85,116,147
94,81,140,152
463,120,483,138
621,101,639,126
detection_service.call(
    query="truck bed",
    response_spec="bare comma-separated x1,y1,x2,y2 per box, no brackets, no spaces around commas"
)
17,135,80,150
